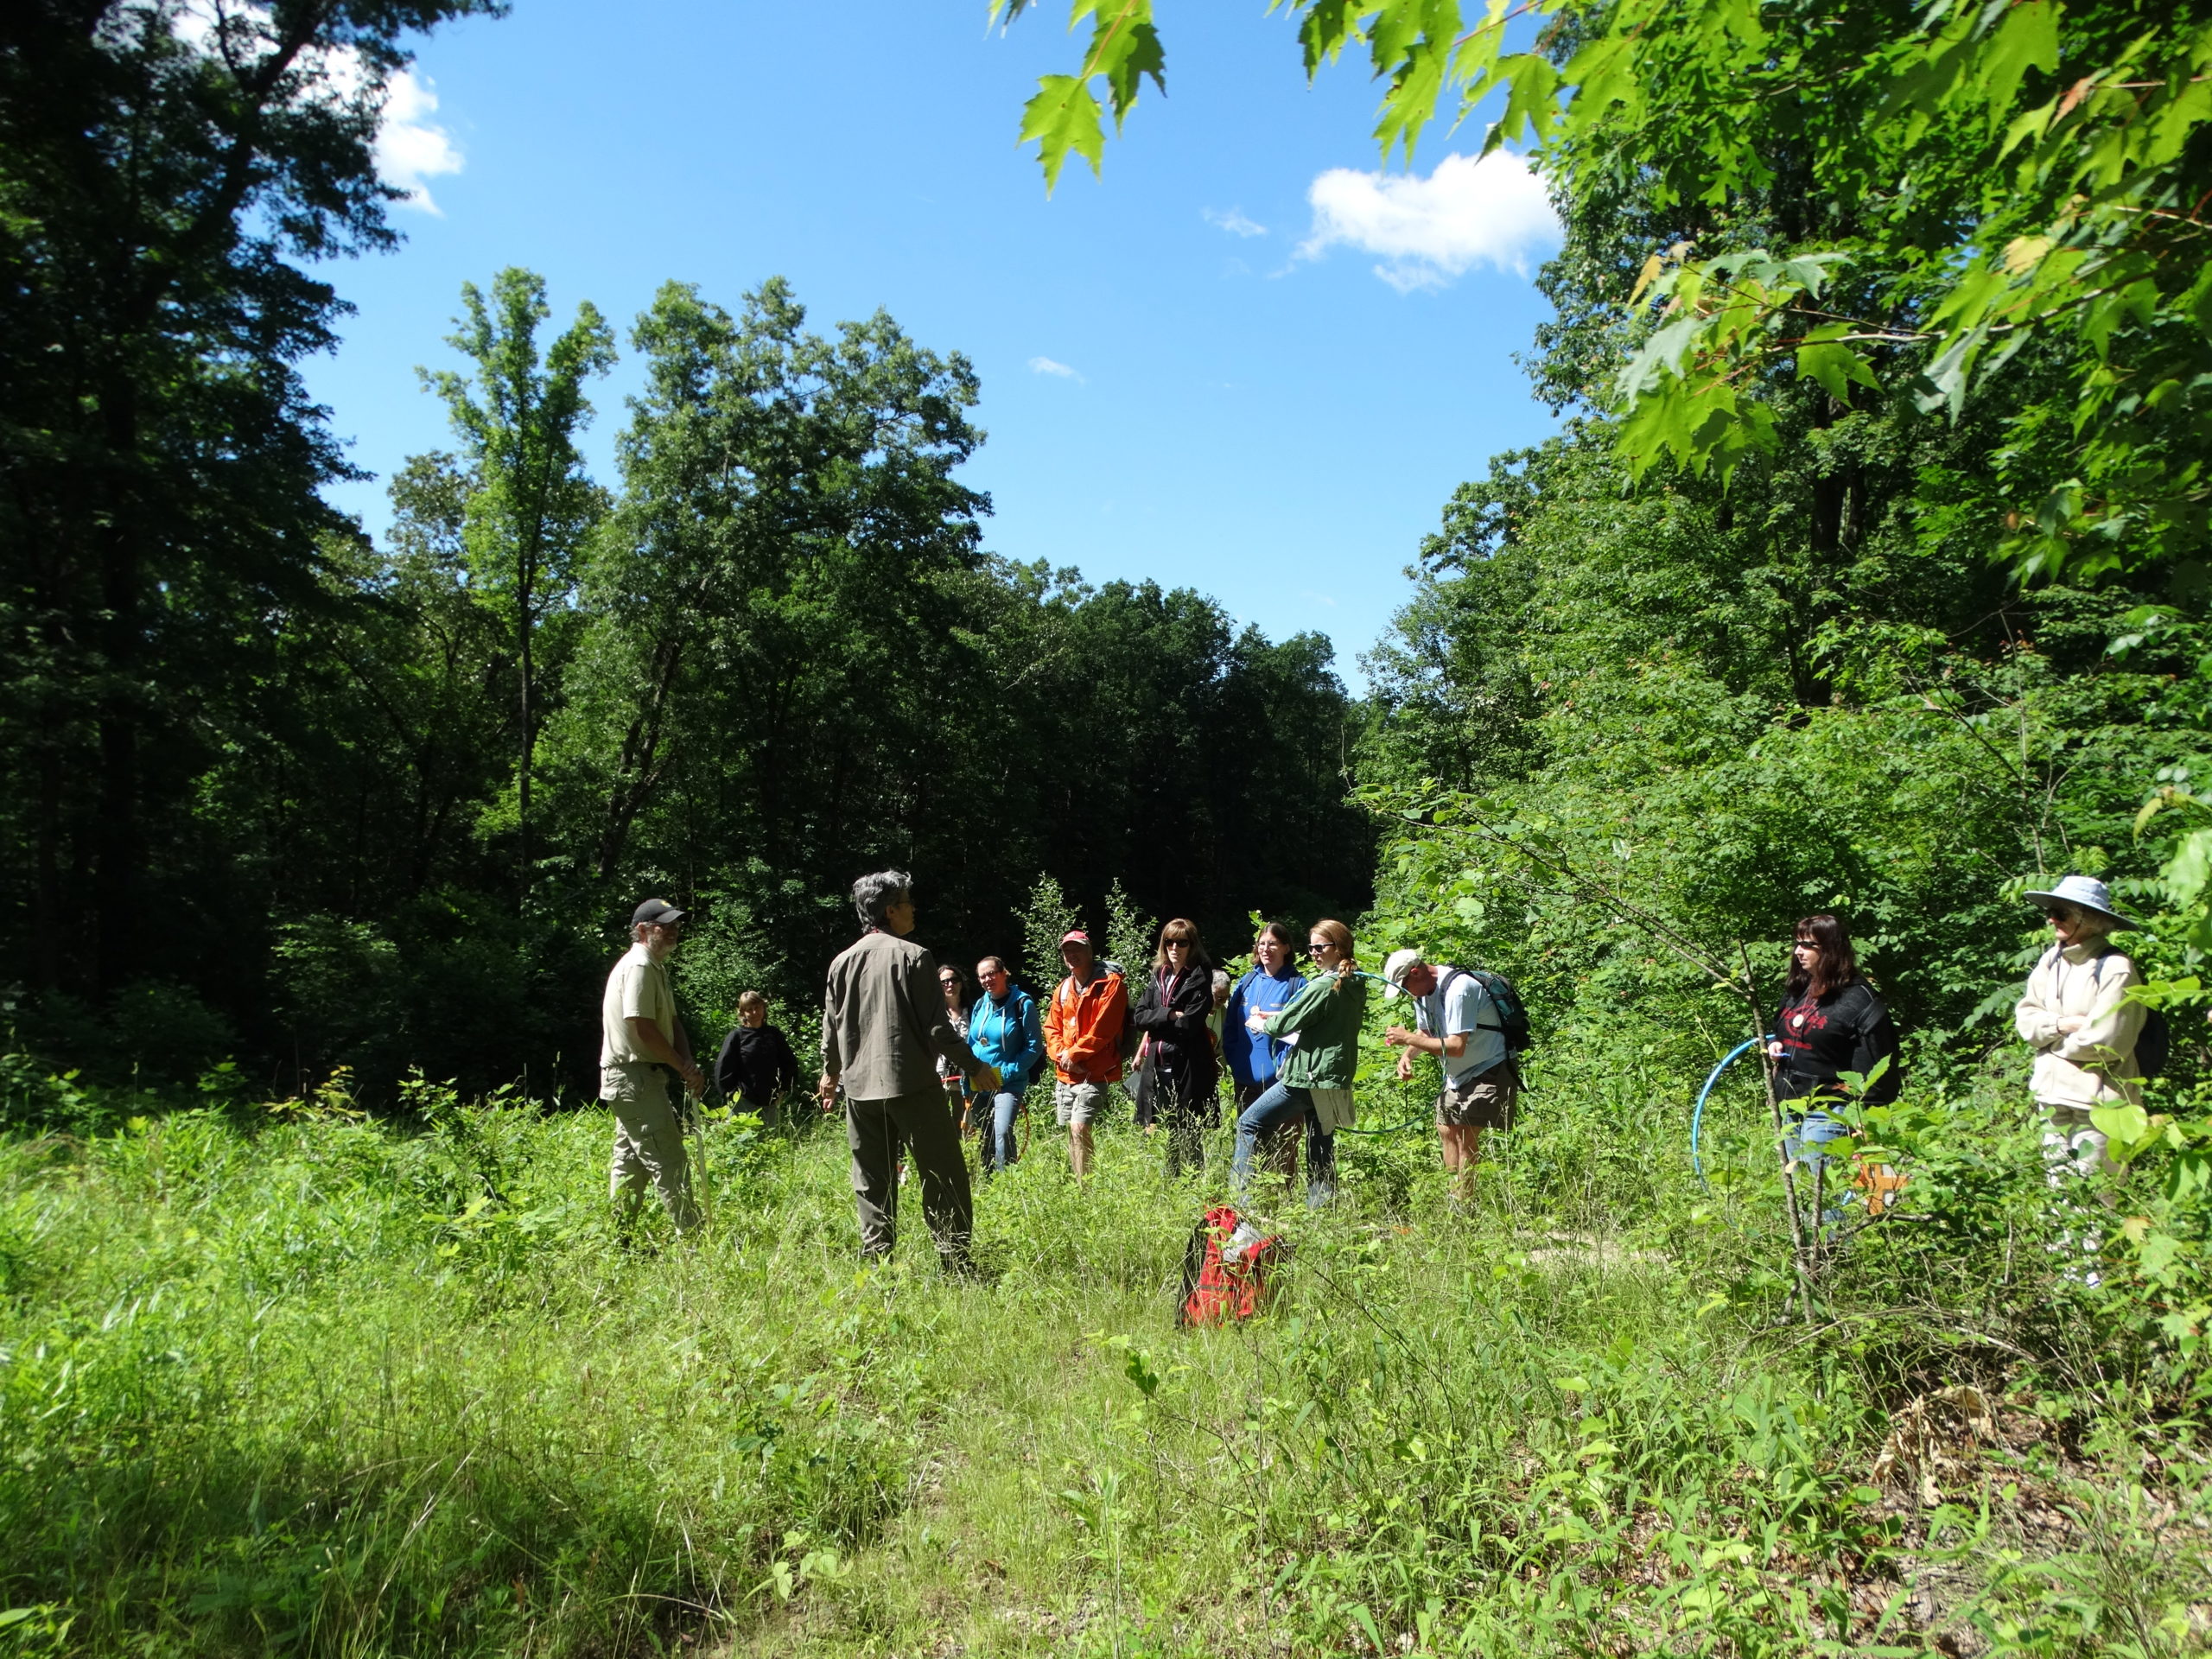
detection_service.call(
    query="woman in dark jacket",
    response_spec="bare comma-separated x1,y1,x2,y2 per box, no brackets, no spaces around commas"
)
1767,913,1901,1181
1130,918,1218,1175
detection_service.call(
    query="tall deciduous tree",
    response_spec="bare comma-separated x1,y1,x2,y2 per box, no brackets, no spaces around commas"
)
420,269,614,898
548,276,992,950
0,0,499,1000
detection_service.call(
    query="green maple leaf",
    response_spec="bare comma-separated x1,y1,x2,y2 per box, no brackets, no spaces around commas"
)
1796,340,1881,405
1021,75,1107,191
1081,1,1165,124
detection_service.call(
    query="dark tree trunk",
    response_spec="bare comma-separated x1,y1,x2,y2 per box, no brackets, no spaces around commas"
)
93,380,141,992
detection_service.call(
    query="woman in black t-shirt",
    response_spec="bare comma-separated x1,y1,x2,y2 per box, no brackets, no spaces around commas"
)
1769,914,1902,1109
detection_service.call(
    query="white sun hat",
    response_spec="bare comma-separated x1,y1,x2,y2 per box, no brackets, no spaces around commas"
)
2021,874,2139,931
1381,947,1426,994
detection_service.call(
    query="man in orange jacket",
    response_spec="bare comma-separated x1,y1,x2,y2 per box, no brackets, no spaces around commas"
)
1042,929,1129,1179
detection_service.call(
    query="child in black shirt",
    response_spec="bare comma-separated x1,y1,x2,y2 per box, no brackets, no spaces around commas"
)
715,990,799,1122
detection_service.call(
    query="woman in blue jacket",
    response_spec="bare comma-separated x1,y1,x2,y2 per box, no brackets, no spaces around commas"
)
1224,922,1307,1175
967,956,1046,1175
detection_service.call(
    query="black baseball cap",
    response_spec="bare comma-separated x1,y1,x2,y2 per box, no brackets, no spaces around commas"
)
632,898,688,928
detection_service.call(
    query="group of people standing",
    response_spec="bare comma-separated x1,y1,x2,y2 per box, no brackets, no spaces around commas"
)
588,873,1558,1262
794,874,1510,1270
593,867,2156,1275
925,914,1376,1209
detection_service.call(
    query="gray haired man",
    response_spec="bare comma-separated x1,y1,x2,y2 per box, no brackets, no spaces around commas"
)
817,871,1001,1271
601,897,704,1236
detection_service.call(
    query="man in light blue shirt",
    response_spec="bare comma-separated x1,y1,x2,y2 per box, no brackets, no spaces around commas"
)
1382,948,1516,1202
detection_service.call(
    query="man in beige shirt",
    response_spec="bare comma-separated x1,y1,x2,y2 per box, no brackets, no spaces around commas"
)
601,897,704,1236
818,870,999,1271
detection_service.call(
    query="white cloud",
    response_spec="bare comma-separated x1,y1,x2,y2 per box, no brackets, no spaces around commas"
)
171,3,463,214
374,71,463,214
1204,207,1268,238
1028,356,1086,384
1298,151,1560,291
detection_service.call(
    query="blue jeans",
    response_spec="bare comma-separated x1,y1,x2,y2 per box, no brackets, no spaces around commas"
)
1783,1108,1851,1174
1783,1109,1853,1228
1232,1080,1336,1208
976,1090,1021,1175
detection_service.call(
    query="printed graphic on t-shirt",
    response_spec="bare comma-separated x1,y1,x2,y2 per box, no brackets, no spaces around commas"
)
1781,1001,1828,1058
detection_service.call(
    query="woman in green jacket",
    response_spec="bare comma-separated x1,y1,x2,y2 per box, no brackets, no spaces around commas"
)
1232,918,1368,1207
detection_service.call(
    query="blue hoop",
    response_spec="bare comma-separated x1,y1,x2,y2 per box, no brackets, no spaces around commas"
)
1691,1038,1764,1185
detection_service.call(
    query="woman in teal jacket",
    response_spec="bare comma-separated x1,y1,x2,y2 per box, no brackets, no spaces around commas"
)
1231,918,1368,1207
967,956,1046,1175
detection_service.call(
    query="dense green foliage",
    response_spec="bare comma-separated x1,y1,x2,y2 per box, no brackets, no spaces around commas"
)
1324,0,2212,1345
0,0,496,1033
0,10,1370,1099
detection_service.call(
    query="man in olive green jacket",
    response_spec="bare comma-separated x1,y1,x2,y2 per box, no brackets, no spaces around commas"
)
818,870,1001,1270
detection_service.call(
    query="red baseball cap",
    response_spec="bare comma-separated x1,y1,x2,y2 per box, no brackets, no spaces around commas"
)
1059,929,1091,945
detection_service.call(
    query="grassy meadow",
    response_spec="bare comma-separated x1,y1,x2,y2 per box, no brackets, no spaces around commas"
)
0,1054,2208,1658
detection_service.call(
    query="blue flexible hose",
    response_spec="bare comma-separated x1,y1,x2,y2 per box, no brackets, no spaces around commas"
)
1691,1038,1763,1186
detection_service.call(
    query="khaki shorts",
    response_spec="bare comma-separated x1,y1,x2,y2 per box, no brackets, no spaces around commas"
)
1437,1064,1516,1130
1054,1081,1109,1128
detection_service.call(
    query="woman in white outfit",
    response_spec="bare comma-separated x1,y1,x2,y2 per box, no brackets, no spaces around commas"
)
2013,874,2146,1180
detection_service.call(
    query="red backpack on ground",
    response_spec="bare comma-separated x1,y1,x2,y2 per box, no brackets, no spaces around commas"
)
1176,1205,1287,1328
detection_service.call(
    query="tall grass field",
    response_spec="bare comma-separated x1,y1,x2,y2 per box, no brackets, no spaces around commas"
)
1,1052,2207,1656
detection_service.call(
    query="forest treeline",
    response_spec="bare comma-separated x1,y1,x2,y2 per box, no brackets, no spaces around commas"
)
3,261,1370,1097
7,0,2210,1132
0,9,1369,1101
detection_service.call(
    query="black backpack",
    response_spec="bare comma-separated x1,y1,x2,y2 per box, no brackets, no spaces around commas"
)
1432,968,1534,1055
2097,950,2171,1081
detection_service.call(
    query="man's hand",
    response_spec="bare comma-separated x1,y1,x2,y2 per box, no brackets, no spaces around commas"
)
1383,1022,1418,1049
1060,1055,1088,1084
1395,1050,1414,1082
1243,1012,1270,1033
627,1014,698,1085
2056,1014,2087,1035
817,1071,840,1112
969,1063,1004,1094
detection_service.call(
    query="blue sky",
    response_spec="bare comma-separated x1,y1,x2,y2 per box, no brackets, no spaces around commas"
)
310,1,1562,688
